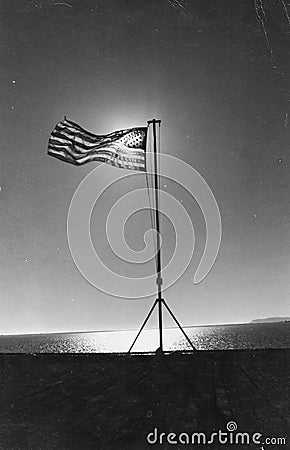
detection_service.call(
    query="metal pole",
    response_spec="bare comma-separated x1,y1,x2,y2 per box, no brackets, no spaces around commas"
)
128,118,196,354
162,300,196,351
148,119,163,352
127,299,158,354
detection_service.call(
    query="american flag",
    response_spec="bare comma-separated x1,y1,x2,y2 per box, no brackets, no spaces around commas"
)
48,117,147,171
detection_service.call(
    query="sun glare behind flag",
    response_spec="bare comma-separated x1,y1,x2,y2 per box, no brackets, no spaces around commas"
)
48,118,147,171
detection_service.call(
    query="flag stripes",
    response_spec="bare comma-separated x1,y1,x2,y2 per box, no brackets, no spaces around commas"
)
48,118,147,171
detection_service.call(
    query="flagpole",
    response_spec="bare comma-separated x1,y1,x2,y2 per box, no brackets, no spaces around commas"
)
148,119,163,352
127,119,196,354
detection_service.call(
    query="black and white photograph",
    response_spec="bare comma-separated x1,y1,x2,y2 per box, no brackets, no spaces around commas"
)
0,0,289,448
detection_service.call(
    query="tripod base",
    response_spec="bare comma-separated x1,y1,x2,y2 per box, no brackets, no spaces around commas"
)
127,299,196,353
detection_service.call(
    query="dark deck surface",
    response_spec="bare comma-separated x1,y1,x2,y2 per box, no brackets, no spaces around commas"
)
0,349,289,449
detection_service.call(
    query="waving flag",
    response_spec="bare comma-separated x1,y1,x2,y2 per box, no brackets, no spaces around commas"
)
48,117,147,171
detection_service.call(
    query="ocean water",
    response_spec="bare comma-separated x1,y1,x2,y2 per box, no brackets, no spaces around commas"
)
0,322,289,353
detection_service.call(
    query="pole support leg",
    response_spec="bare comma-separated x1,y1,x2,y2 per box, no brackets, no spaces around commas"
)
127,300,158,353
162,299,196,351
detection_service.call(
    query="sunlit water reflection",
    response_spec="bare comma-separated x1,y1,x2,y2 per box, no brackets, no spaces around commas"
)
0,322,289,353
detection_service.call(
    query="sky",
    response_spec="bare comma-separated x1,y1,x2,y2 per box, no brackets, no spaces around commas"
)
0,0,290,335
